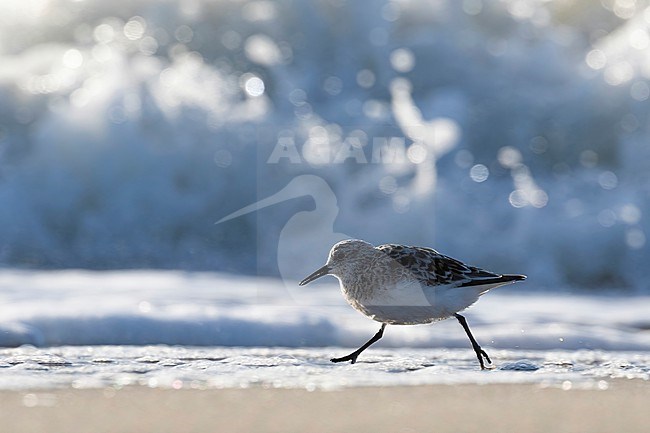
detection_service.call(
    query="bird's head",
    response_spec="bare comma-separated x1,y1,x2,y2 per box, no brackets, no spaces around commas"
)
299,239,376,286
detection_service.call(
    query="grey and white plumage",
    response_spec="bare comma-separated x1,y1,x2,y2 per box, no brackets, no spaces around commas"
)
299,239,526,369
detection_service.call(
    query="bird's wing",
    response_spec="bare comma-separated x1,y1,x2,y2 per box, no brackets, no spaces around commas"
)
376,244,503,287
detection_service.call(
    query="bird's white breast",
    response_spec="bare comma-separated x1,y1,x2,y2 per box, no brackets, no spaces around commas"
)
366,279,431,307
338,277,485,325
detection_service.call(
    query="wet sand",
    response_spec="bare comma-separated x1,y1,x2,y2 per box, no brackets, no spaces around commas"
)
1,381,648,433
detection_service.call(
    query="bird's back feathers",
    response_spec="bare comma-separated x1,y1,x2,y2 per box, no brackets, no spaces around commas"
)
377,244,525,289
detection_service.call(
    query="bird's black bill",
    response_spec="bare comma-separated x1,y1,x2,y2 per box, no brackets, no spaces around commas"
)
299,265,330,286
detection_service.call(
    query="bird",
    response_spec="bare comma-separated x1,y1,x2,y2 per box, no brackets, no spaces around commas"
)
299,239,526,369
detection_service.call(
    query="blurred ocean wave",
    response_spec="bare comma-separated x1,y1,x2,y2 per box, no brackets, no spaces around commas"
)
2,269,650,350
0,0,648,289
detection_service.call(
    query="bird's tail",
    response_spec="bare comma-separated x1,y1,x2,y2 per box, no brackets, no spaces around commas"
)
500,274,527,283
465,274,526,295
461,274,526,288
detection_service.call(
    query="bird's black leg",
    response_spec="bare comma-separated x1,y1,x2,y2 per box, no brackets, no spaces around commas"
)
454,313,491,370
331,323,386,364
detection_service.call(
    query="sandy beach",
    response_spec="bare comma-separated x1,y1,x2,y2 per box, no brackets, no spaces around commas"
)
2,381,648,433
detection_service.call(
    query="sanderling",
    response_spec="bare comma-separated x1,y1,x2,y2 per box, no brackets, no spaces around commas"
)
299,239,526,369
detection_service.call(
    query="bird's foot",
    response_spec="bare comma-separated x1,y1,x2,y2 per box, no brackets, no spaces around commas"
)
330,354,358,364
477,348,492,370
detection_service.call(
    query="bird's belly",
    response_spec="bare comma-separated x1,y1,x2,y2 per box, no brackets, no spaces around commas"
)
344,283,483,325
358,305,451,325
